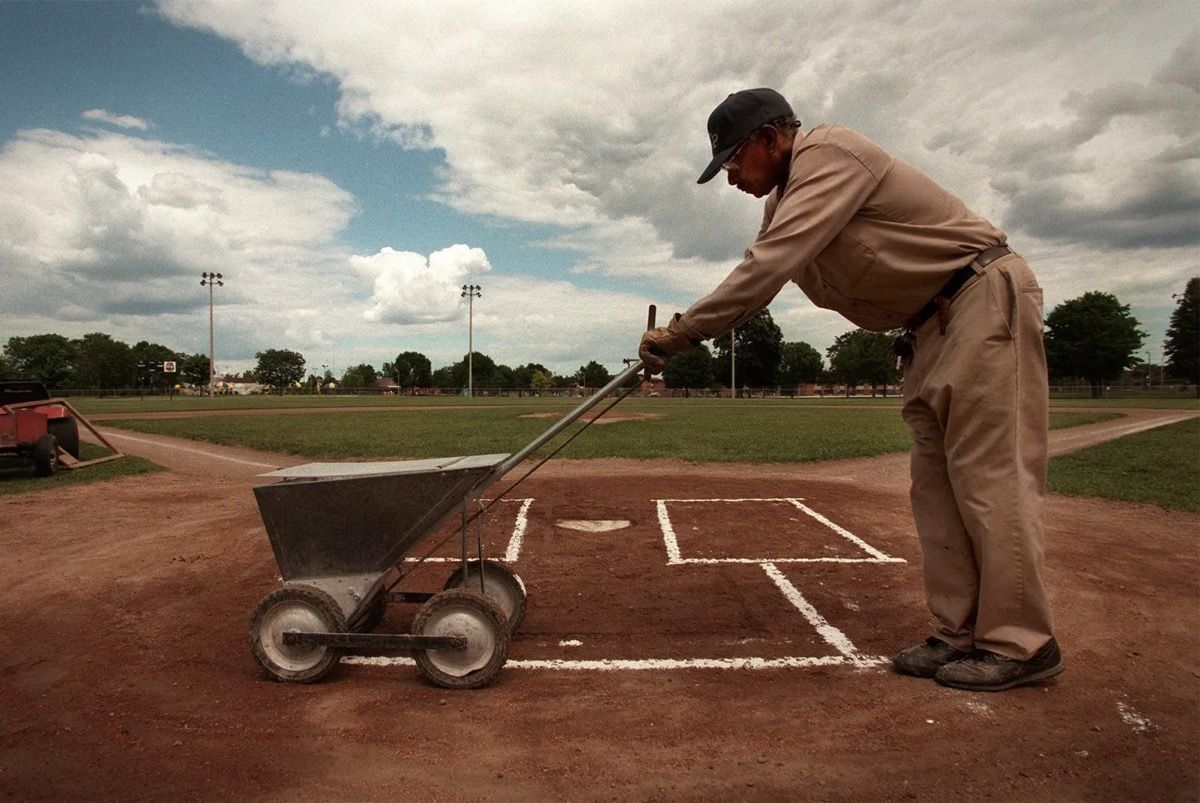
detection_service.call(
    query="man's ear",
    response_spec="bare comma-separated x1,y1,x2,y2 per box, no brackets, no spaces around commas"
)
759,125,787,157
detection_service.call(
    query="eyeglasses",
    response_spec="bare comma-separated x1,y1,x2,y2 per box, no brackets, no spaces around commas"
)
721,132,757,173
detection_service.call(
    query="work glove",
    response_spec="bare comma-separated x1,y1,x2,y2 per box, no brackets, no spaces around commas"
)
638,313,702,374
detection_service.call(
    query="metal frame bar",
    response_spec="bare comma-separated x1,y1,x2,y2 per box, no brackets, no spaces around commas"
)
1,397,125,470
282,631,467,651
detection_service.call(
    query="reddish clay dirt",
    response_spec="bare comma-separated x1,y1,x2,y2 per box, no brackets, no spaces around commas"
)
0,410,1197,801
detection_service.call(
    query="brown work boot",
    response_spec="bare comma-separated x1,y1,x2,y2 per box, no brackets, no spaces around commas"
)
935,638,1065,692
892,636,969,678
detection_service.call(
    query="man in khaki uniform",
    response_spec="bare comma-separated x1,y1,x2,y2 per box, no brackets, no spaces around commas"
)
640,88,1064,691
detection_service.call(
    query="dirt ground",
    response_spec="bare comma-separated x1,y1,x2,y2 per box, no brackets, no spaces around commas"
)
1,409,1197,801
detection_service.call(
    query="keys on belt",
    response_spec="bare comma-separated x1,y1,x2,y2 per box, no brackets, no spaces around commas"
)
891,245,1013,365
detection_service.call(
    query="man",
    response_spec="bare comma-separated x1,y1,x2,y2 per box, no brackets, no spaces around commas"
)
639,88,1063,692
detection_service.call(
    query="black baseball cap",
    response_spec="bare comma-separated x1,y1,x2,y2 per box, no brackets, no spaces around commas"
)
697,88,794,184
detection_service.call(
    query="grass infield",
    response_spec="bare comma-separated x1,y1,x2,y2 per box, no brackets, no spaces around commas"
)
101,400,1119,464
1047,418,1200,512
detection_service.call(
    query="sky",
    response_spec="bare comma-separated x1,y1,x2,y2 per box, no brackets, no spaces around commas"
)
1,1,1197,378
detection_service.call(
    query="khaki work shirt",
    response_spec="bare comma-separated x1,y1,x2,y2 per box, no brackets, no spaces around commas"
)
679,124,1007,338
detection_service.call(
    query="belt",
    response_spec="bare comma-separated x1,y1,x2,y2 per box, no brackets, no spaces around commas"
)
891,245,1012,364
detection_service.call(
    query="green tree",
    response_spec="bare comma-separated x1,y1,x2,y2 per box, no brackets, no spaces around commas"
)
1044,291,1145,398
129,341,180,389
513,362,551,389
576,360,612,388
72,332,132,389
663,345,715,390
454,352,498,389
777,341,824,389
826,329,899,397
384,351,432,387
0,351,14,380
712,309,784,388
431,365,456,390
254,349,306,393
530,369,554,391
492,363,516,389
340,363,378,389
3,334,76,388
178,353,211,386
1164,277,1199,394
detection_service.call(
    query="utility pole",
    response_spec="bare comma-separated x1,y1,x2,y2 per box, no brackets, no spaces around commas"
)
461,284,481,397
200,272,224,397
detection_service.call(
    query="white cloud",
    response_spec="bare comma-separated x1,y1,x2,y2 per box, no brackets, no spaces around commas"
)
6,2,1197,381
81,109,152,130
0,127,358,360
354,244,492,324
154,0,1199,358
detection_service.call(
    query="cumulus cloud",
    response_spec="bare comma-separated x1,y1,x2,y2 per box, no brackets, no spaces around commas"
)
156,2,1197,288
354,244,492,324
0,126,358,361
989,31,1200,252
8,1,1197,372
82,108,151,130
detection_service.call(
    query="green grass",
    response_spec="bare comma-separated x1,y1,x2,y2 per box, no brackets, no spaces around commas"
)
1050,397,1200,410
0,441,162,496
1048,418,1200,511
64,391,1199,417
66,392,510,415
102,400,1120,463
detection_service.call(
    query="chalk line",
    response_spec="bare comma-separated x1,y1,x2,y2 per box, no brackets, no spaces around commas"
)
99,430,280,469
762,562,873,667
341,654,889,671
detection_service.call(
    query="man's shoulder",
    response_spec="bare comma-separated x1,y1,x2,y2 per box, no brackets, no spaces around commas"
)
799,124,893,178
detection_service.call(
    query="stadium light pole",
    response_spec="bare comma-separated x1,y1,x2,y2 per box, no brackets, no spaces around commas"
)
462,284,481,397
200,272,224,397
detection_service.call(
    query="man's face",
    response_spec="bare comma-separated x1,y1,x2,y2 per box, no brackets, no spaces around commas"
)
723,126,786,198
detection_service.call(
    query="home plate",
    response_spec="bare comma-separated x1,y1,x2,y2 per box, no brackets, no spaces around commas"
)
556,520,631,532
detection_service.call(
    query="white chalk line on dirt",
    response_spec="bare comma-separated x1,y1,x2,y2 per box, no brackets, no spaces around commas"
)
656,497,905,565
345,497,894,673
762,562,874,666
787,499,900,562
341,654,890,671
400,498,532,563
98,430,281,469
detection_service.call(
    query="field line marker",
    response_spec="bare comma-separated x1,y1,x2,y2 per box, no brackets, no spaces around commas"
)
656,500,683,564
99,430,280,469
788,499,898,562
762,562,870,665
505,498,534,562
342,654,890,671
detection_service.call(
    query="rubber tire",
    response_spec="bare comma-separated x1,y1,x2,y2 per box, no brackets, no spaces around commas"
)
443,559,527,633
412,589,509,690
47,418,80,459
32,434,58,477
350,595,388,634
248,584,347,683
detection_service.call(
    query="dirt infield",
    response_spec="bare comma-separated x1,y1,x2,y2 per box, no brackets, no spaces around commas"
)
1,410,1197,801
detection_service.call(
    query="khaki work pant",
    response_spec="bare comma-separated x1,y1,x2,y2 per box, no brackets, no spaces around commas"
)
900,253,1055,661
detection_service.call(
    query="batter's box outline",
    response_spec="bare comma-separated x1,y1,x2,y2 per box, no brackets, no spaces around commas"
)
402,498,533,564
349,496,895,674
655,497,905,565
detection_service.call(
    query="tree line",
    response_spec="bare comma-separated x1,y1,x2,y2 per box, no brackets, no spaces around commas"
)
3,279,1196,396
665,278,1198,397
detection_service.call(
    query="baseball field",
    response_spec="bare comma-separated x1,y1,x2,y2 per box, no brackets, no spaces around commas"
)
1,395,1197,801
